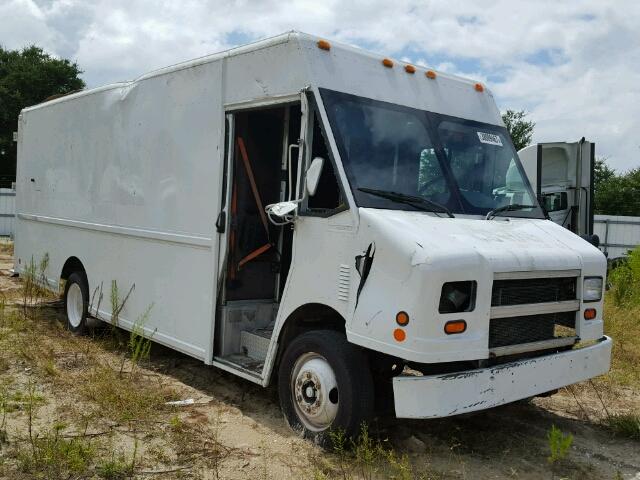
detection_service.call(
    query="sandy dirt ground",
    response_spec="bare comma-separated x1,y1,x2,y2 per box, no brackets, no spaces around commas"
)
0,245,638,479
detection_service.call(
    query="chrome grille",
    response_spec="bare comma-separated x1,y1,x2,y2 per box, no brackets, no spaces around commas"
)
491,277,577,307
489,273,579,354
489,311,576,348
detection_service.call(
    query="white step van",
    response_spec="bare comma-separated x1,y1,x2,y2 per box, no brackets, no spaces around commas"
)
14,32,611,444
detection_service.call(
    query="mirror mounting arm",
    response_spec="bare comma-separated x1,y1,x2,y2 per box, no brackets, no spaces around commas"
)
264,156,325,226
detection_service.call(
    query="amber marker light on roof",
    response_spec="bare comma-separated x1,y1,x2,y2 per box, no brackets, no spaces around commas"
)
474,83,484,92
317,40,331,51
404,64,416,74
425,70,437,79
382,58,394,68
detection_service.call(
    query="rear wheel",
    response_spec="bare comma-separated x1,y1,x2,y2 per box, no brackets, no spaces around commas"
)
277,330,374,447
64,272,89,335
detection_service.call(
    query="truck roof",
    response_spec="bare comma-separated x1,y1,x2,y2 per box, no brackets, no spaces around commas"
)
22,31,502,126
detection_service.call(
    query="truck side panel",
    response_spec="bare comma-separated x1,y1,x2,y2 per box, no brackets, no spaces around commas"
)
15,59,224,361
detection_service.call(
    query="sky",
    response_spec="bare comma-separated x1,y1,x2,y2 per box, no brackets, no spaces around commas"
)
1,0,639,171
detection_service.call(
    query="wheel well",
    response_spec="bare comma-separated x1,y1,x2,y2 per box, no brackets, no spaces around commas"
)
275,303,346,366
274,303,404,384
60,257,86,282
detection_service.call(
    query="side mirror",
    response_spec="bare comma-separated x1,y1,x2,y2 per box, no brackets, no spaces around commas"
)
306,157,325,196
268,201,298,217
265,157,325,223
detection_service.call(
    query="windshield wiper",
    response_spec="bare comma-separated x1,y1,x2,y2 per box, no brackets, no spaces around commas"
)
485,203,537,220
357,187,455,218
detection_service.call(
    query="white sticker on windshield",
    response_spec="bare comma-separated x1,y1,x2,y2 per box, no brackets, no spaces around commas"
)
477,132,503,146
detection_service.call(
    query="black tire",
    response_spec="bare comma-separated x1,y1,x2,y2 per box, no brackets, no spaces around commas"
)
63,271,89,335
277,330,374,447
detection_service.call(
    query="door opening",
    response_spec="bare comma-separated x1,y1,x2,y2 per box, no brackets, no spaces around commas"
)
214,103,301,374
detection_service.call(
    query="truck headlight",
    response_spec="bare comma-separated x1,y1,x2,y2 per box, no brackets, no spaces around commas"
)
583,277,603,302
439,281,477,313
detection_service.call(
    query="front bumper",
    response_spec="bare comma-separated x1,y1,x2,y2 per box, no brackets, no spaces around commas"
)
392,336,612,419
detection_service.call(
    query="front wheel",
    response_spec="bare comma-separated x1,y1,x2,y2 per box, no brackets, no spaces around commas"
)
277,330,374,447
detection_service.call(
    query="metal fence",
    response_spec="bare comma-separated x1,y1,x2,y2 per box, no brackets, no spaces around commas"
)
0,188,15,237
594,215,640,259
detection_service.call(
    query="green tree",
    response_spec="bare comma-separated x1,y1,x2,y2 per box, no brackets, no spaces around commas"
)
594,156,616,189
501,109,535,151
594,157,640,216
0,46,84,187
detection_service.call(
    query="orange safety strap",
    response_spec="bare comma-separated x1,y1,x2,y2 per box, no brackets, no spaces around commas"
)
232,136,275,271
238,243,273,269
236,136,270,238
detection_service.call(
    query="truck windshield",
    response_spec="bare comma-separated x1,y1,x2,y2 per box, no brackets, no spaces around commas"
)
320,88,544,218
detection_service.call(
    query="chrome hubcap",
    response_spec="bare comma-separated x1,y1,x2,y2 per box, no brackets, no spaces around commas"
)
67,283,83,328
291,352,339,431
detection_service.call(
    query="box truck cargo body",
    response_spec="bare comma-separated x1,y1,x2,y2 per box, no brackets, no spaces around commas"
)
519,140,640,259
15,32,611,442
519,140,595,237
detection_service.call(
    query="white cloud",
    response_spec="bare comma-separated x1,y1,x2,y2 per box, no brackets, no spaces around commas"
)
1,0,639,170
0,0,56,49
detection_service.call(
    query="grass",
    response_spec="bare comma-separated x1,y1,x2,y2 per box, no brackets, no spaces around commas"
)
128,305,154,365
109,279,135,331
8,373,96,479
81,363,172,423
0,348,165,478
167,412,229,478
96,452,135,479
81,283,171,424
311,424,441,480
602,301,640,387
17,423,96,478
603,413,640,440
0,253,179,476
602,247,640,388
21,253,52,315
0,384,8,446
0,241,13,256
608,247,640,307
6,262,173,424
597,246,640,441
546,425,573,464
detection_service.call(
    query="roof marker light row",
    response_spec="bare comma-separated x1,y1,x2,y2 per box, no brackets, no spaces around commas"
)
316,39,484,92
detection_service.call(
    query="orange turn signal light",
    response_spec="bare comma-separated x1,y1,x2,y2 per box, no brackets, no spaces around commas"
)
474,83,484,92
444,320,467,335
382,58,394,68
396,311,409,326
317,40,331,51
404,64,416,74
393,328,406,342
425,70,437,79
584,308,597,320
